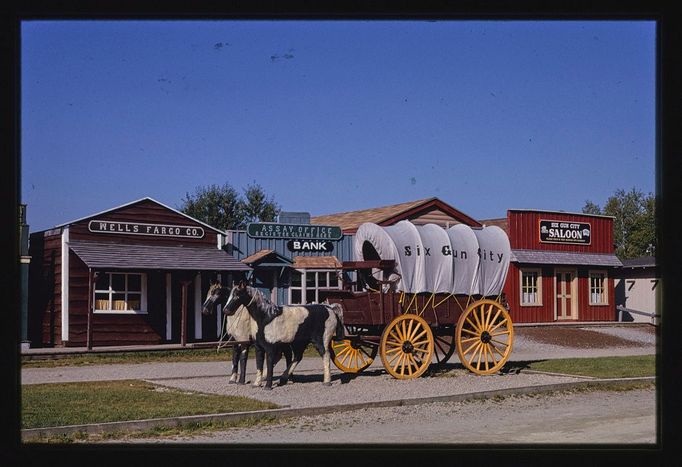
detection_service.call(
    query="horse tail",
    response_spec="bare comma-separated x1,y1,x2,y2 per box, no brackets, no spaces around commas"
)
328,303,344,339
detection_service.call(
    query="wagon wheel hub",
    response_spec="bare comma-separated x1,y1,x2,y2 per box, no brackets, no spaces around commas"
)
480,331,492,344
402,341,414,354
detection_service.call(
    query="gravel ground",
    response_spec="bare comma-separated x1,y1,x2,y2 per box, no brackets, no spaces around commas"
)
21,324,656,387
121,388,655,444
22,324,658,445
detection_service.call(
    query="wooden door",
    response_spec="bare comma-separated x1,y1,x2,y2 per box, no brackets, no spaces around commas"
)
555,270,577,320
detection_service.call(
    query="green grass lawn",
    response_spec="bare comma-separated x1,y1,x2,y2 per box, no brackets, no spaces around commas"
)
525,355,656,378
22,380,279,429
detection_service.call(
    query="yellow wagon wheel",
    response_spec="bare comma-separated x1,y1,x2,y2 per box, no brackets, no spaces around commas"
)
380,314,434,379
456,299,514,375
330,337,378,373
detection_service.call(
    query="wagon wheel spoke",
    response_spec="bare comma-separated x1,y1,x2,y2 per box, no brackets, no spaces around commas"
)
456,299,514,375
331,337,378,374
380,315,434,380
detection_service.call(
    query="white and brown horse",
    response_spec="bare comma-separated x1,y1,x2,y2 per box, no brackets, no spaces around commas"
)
202,283,291,386
204,280,344,390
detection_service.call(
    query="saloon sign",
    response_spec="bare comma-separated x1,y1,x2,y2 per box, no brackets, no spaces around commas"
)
88,220,205,239
539,220,591,245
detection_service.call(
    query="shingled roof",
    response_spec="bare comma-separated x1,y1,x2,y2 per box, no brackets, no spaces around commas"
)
310,197,481,233
69,240,251,271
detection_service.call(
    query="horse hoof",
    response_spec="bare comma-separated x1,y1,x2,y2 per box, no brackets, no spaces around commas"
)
322,382,332,387
228,380,236,385
263,386,273,391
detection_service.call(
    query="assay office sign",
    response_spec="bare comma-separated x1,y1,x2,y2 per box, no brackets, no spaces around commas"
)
247,222,342,240
539,220,591,245
88,220,205,239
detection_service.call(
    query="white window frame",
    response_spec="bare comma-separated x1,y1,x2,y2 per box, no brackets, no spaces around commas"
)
288,268,341,305
519,268,542,306
588,270,609,306
94,272,148,314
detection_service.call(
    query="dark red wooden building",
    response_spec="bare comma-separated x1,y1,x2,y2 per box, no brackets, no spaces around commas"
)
27,198,250,348
484,209,622,323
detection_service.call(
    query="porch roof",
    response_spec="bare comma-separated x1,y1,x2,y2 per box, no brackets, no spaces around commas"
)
69,240,251,271
511,249,623,267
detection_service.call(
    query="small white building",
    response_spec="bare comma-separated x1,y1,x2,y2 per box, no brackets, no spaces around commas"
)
614,256,659,324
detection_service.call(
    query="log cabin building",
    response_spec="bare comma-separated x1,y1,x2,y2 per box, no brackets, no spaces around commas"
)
27,198,250,348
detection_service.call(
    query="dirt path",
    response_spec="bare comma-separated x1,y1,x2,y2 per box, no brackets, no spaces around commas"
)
122,387,655,445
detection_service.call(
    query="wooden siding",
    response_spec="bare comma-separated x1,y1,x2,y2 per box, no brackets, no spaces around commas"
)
504,264,555,323
227,230,354,263
68,199,219,248
28,231,63,346
406,207,465,228
505,263,616,323
507,211,614,253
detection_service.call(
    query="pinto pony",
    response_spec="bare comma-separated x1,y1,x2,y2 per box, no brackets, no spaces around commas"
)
202,283,291,386
204,280,344,390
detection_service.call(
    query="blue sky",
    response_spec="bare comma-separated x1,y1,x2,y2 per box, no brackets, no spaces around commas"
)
21,20,656,232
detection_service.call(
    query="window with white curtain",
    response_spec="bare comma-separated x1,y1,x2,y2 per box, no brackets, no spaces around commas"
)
94,272,147,314
520,269,542,306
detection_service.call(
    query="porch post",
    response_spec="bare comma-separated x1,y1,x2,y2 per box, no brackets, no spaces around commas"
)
86,268,93,350
180,280,192,347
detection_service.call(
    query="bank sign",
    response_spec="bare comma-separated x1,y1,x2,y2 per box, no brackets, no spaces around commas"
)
247,222,342,240
539,220,591,245
88,220,205,239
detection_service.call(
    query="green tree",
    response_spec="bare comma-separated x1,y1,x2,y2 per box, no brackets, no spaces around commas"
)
241,182,280,225
582,187,656,259
179,182,280,231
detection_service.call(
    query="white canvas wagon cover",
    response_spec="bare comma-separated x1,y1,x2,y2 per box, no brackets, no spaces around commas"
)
354,221,511,296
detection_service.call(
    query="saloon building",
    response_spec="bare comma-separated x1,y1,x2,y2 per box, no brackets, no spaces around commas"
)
482,209,622,323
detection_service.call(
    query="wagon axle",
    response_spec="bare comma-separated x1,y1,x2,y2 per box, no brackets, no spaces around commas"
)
480,331,492,344
402,341,414,354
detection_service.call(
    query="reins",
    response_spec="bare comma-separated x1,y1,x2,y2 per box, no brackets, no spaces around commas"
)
215,287,257,353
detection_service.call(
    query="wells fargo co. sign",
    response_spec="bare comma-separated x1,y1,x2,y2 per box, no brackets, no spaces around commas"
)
247,222,342,240
88,220,205,239
539,219,591,245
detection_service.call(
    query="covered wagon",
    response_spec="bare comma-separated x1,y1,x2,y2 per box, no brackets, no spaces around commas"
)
321,220,514,379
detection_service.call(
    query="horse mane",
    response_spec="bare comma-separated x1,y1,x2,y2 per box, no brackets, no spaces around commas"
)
245,285,281,317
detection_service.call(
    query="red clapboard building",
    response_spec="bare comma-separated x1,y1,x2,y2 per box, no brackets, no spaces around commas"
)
483,209,622,323
27,198,250,348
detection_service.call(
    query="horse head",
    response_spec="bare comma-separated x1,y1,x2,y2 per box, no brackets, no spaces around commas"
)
223,279,256,316
202,281,228,316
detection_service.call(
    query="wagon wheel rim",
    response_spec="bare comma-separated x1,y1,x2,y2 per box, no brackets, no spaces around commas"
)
456,299,514,375
380,314,434,379
432,330,456,365
330,338,378,373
